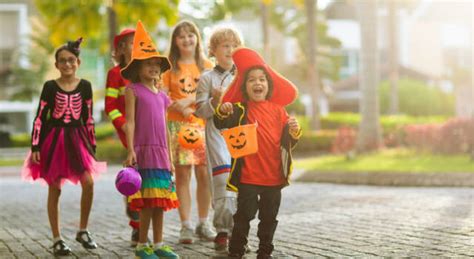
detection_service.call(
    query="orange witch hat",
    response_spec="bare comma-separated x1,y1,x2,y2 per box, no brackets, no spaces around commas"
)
222,47,298,106
121,20,170,80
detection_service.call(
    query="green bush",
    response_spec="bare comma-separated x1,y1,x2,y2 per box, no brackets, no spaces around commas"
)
95,123,117,140
294,130,336,153
320,112,447,132
379,78,455,116
96,138,127,164
11,133,30,147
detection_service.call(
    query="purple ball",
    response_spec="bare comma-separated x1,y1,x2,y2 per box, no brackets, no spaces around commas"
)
115,167,142,196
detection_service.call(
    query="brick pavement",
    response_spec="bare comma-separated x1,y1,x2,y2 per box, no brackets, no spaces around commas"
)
0,166,473,258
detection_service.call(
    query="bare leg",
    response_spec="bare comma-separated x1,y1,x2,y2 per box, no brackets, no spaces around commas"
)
151,208,164,244
175,165,192,223
195,165,211,219
139,208,152,244
48,185,61,238
79,173,94,229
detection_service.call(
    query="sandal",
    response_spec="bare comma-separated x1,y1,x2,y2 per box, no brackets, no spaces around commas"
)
75,230,98,249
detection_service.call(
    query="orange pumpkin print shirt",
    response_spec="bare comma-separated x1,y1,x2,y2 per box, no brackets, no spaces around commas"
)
162,61,213,122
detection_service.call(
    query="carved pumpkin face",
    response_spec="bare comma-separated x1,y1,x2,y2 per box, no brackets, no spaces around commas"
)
178,124,204,149
179,75,199,95
139,41,156,53
228,132,247,150
221,124,258,158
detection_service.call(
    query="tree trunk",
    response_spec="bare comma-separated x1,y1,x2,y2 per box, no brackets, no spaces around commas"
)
261,2,271,61
107,0,117,55
388,0,399,114
356,0,382,152
306,0,321,130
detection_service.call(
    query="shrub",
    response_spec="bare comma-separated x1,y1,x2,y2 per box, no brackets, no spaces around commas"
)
294,130,336,153
403,118,474,154
11,133,30,147
379,78,455,116
331,126,356,153
96,138,127,164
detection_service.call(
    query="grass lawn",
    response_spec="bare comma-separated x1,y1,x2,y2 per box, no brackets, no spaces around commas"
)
295,148,474,173
0,159,24,166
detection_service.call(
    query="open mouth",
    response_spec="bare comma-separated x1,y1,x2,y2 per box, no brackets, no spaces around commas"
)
253,89,263,94
183,136,198,144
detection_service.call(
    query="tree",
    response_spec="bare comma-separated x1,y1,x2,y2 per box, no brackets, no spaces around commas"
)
356,0,382,152
33,0,179,55
200,0,341,131
387,0,399,114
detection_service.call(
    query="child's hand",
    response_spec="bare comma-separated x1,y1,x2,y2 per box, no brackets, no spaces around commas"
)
31,151,40,164
288,116,300,135
124,150,137,167
182,107,195,119
219,102,233,115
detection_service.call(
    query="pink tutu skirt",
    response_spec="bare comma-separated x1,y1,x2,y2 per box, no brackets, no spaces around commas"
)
22,126,106,187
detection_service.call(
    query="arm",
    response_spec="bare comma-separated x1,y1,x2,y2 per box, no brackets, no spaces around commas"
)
31,83,51,163
105,69,127,132
124,87,137,166
82,83,97,151
195,74,218,119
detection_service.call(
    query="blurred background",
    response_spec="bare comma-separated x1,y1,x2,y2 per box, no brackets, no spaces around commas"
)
0,0,472,163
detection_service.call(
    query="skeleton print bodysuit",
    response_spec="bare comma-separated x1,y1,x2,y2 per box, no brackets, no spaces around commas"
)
23,79,104,186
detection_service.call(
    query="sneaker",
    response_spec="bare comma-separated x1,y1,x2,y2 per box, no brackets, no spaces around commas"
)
75,230,98,249
214,232,228,252
154,245,179,258
179,226,194,244
257,253,273,259
195,221,216,241
51,240,72,256
135,246,158,259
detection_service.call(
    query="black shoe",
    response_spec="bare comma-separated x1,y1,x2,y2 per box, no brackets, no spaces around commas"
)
228,252,243,258
51,240,72,256
75,230,98,249
257,253,273,259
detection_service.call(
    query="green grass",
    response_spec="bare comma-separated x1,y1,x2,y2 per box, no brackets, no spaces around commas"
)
0,159,24,166
295,149,474,173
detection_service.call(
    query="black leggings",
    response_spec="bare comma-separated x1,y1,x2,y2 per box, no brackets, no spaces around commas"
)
229,183,282,256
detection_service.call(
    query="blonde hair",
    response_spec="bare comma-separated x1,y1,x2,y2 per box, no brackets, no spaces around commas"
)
168,20,206,73
208,27,243,57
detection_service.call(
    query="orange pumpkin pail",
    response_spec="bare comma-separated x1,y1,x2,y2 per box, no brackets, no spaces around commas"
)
178,124,204,149
221,123,258,159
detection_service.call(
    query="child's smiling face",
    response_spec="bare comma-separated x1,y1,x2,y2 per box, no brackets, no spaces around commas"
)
213,39,239,70
175,28,197,55
245,68,269,102
139,57,162,82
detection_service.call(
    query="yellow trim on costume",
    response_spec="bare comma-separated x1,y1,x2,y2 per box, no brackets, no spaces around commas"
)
142,189,178,199
106,87,119,98
108,109,122,120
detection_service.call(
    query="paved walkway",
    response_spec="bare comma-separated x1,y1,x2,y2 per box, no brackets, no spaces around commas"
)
0,166,473,258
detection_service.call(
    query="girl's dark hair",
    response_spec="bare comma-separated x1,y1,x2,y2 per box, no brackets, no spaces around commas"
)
55,37,83,61
126,60,143,83
241,66,274,101
168,20,206,73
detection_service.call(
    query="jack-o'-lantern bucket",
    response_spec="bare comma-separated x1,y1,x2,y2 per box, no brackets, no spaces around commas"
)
221,123,258,158
178,124,204,149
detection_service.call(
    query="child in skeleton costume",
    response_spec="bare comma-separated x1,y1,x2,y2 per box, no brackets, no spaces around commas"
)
22,38,106,256
195,27,242,252
213,48,301,259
